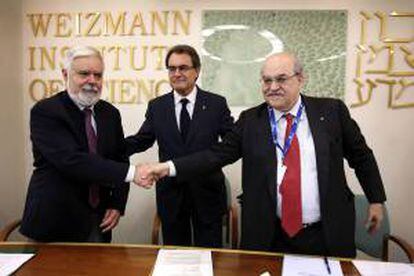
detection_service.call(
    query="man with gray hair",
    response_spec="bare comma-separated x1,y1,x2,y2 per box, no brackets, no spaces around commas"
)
20,46,142,242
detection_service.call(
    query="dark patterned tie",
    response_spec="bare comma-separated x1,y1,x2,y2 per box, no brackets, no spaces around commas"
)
280,113,302,237
180,98,191,141
84,108,100,208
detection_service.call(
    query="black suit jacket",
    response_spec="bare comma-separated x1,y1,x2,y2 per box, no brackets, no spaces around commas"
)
20,91,130,242
173,95,386,257
126,88,234,223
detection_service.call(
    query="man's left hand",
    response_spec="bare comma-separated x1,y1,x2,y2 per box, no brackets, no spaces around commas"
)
100,209,121,233
366,203,384,234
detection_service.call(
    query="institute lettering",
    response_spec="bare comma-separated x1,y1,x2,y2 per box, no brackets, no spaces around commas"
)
26,9,193,104
27,10,192,37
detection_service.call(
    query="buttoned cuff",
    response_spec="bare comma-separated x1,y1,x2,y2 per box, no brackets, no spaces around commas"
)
125,165,135,182
167,161,176,177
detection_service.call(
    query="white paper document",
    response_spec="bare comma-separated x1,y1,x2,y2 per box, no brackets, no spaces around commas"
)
152,249,213,276
353,259,414,276
0,253,35,276
282,254,343,276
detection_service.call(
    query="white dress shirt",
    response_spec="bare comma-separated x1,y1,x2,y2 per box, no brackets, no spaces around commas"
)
167,86,198,176
173,86,197,130
272,96,321,224
169,95,322,224
68,93,135,183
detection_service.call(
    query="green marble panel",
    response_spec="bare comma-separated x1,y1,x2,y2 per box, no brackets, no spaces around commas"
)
201,10,347,106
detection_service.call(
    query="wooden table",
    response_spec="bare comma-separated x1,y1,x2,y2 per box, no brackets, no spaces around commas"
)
0,242,360,275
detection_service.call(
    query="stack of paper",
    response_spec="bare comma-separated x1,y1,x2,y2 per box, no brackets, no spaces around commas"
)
152,249,213,276
0,253,35,275
353,259,414,275
282,254,343,276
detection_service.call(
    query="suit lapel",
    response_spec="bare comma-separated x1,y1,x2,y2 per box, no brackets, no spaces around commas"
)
255,104,278,207
185,88,206,143
94,102,106,155
302,95,331,203
165,92,184,145
60,91,87,147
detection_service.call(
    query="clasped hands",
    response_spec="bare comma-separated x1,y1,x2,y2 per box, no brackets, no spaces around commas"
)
132,162,170,189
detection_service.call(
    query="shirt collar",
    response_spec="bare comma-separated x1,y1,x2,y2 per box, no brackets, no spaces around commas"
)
67,92,96,113
273,95,303,122
174,86,197,106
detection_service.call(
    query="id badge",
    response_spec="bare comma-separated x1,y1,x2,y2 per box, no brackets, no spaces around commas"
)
277,163,287,186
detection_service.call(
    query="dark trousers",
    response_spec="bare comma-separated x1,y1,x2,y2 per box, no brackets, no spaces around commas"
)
26,211,110,243
86,211,111,243
161,215,223,248
161,184,223,248
272,219,328,256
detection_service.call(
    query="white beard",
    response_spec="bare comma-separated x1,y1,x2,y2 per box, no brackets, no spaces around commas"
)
69,84,101,107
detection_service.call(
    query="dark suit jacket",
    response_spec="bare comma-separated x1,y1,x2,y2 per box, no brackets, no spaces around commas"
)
173,95,386,257
125,88,234,223
20,91,130,242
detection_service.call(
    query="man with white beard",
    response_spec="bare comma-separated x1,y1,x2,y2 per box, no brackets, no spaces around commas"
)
20,46,142,242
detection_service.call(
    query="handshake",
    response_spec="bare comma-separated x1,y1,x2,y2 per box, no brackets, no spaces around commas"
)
132,162,170,189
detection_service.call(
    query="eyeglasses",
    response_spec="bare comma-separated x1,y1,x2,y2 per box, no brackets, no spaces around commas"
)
167,65,195,74
261,73,298,86
73,70,103,80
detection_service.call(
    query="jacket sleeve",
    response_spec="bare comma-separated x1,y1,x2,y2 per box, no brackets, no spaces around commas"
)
174,110,245,180
30,102,129,185
218,97,235,138
124,101,156,156
107,109,130,215
338,100,386,203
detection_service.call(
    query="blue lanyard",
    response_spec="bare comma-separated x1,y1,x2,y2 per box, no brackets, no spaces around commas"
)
268,103,304,160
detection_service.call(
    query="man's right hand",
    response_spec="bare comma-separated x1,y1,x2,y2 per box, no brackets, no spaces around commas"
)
133,162,170,189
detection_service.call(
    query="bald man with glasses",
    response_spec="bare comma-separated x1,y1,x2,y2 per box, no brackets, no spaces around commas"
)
141,52,386,258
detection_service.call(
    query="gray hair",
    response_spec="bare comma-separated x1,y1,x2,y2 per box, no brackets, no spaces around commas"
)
292,56,304,75
261,52,304,76
64,46,104,71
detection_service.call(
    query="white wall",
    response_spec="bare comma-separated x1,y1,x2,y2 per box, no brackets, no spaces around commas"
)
0,0,25,229
1,0,413,260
